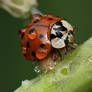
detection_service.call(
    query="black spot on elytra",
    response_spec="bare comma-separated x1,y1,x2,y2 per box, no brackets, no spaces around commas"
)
48,18,53,20
33,20,40,23
40,44,45,48
29,28,34,34
27,42,30,48
32,52,36,57
39,34,44,39
50,34,56,39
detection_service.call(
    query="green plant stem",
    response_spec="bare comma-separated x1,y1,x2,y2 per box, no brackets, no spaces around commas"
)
14,37,92,92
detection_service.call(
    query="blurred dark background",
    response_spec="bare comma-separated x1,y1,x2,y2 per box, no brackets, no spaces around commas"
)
0,0,92,92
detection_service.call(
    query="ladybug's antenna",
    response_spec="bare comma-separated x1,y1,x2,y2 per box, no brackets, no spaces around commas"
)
32,8,44,16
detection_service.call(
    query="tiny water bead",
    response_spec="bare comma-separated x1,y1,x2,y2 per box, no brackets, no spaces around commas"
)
60,68,70,75
34,66,41,73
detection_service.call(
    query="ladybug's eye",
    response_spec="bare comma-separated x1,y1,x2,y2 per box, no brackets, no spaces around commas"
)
68,31,73,35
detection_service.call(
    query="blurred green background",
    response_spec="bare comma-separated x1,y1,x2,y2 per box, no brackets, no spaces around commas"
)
0,0,92,92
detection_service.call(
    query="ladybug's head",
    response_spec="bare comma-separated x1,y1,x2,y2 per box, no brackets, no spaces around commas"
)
50,20,75,49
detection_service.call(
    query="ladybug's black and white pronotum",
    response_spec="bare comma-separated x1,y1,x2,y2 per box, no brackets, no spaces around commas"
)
50,20,74,48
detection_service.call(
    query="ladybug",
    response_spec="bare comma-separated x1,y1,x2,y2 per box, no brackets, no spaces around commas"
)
19,14,75,61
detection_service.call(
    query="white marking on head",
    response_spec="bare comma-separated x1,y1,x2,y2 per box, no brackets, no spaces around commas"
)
51,33,68,48
51,24,61,35
61,20,73,31
51,38,65,48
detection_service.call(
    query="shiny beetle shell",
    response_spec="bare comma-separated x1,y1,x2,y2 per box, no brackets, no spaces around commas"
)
19,14,64,60
19,14,75,61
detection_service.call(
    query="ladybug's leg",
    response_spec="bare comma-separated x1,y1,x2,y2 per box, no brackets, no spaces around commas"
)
52,48,61,61
51,48,57,61
59,44,75,55
59,47,67,55
59,43,78,57
66,43,78,52
52,51,57,61
56,47,67,60
71,43,79,49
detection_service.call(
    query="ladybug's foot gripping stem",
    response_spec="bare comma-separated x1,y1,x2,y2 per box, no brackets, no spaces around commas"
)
59,47,67,55
38,49,62,72
52,49,58,61
39,55,57,72
59,44,76,59
59,43,78,56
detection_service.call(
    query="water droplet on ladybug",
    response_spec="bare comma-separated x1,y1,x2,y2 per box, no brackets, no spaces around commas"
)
34,66,41,73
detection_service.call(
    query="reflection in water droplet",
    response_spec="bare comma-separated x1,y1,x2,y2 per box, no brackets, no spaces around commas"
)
49,66,54,70
34,66,41,73
88,56,92,63
54,61,57,65
60,68,70,75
